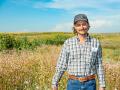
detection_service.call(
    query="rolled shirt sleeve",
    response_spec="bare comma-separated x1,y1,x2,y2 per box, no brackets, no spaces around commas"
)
52,40,69,88
96,41,106,88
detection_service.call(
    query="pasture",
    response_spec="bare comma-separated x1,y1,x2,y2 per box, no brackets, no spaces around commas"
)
0,32,120,90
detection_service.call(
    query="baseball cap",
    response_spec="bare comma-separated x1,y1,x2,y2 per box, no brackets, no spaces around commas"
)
74,14,89,24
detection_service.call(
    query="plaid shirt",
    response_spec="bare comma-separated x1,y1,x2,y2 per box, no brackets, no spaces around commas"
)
52,34,106,88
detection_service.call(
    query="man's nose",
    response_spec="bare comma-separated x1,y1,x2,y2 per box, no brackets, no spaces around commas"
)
80,25,84,29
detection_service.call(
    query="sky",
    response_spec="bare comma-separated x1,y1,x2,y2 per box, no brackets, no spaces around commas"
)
0,0,120,33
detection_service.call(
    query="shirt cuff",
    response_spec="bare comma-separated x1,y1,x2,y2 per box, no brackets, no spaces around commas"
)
99,83,106,88
52,84,58,88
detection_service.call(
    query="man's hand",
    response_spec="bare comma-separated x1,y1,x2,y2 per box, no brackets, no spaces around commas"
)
52,86,58,90
99,87,105,90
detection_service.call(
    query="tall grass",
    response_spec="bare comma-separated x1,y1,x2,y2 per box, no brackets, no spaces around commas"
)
104,61,120,90
0,45,56,90
0,32,120,90
0,45,120,90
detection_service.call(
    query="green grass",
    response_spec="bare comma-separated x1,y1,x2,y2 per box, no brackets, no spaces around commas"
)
0,32,120,90
0,32,120,51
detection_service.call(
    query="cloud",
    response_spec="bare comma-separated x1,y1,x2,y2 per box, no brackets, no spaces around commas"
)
8,0,120,33
10,0,120,15
33,0,120,12
90,20,112,29
89,15,120,32
90,19,112,33
19,28,30,32
34,0,101,10
51,22,72,32
50,15,120,33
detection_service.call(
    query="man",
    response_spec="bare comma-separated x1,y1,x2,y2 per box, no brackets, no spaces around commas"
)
52,14,106,90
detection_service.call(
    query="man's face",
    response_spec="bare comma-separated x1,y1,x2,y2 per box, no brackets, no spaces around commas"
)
74,20,89,35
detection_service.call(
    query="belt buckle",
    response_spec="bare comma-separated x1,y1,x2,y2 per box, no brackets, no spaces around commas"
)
78,77,87,82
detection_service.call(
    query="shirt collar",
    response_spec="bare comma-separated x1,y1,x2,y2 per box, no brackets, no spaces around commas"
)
75,33,91,42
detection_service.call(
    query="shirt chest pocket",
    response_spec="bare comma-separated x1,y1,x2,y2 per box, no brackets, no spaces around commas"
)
85,48,98,64
86,47,98,64
91,47,98,58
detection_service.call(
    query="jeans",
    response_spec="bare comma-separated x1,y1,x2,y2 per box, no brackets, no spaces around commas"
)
66,79,96,90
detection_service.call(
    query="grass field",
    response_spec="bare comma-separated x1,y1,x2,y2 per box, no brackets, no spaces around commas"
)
0,32,120,90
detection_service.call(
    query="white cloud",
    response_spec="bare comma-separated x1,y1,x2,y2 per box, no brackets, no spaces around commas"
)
21,29,30,32
50,15,120,33
33,0,120,12
90,20,112,29
11,0,120,15
50,20,112,33
51,22,72,32
34,0,101,10
89,15,120,33
10,0,120,33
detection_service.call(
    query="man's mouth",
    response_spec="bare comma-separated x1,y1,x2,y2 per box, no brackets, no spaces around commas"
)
79,29,86,31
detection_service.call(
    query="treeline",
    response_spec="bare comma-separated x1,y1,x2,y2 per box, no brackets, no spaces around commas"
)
0,34,70,51
0,33,119,51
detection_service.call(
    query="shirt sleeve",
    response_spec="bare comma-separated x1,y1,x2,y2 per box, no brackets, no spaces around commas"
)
52,40,69,88
96,41,106,88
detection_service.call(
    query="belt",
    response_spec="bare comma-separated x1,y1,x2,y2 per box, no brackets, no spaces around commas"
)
68,74,96,82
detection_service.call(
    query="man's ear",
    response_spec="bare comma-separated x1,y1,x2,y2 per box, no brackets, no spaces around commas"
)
72,26,75,29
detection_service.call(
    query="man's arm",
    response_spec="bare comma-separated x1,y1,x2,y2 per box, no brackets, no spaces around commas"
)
96,41,106,89
52,40,69,89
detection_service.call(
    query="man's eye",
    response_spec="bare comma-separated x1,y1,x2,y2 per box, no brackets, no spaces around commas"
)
76,24,80,26
75,24,86,26
82,23,87,26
